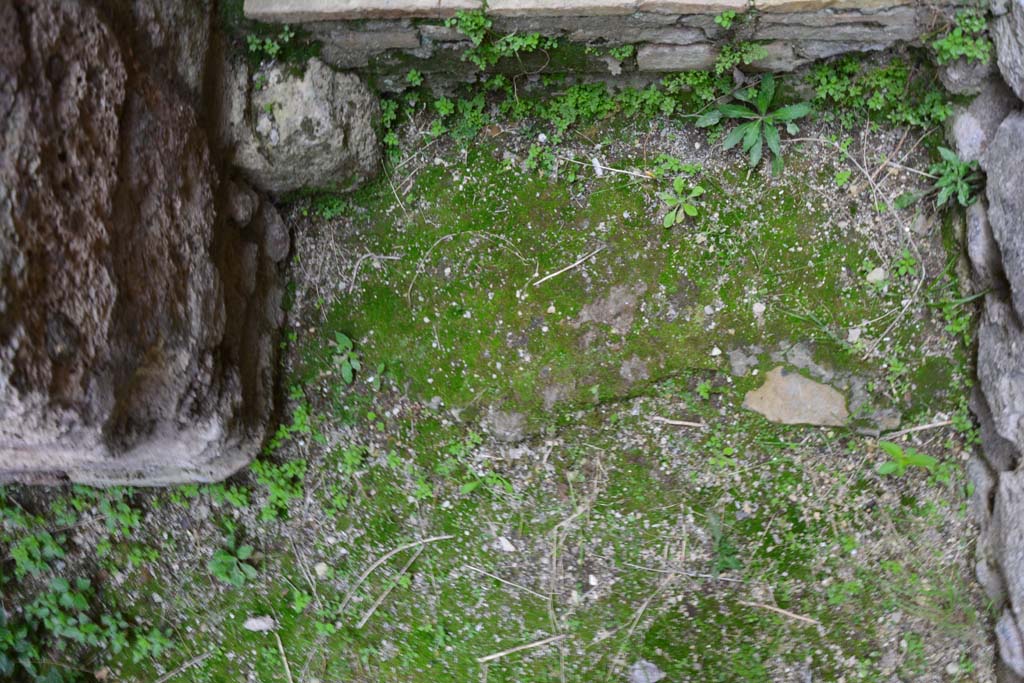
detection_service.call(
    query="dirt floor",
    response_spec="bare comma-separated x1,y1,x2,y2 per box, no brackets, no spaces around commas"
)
0,92,995,682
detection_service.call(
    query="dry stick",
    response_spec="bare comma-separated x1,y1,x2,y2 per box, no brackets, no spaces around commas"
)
357,546,424,628
290,540,320,605
465,564,548,601
532,246,605,287
340,535,453,613
649,416,706,428
555,155,653,180
154,652,214,683
737,600,820,626
274,633,295,683
882,419,953,440
477,634,567,665
406,233,457,303
349,252,402,293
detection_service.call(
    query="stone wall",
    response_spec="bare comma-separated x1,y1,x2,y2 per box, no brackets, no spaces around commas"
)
245,0,953,89
942,0,1022,680
0,0,289,485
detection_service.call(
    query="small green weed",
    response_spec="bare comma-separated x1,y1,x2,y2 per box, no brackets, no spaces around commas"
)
697,73,811,174
208,535,258,587
329,332,362,384
929,147,983,208
252,459,307,520
714,10,737,29
714,42,768,75
932,9,991,65
246,24,294,62
659,175,705,227
876,441,943,479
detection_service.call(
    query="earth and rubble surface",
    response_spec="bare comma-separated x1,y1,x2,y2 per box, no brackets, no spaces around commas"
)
1,85,996,682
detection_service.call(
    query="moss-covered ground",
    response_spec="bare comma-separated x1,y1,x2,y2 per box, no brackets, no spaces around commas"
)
0,77,993,682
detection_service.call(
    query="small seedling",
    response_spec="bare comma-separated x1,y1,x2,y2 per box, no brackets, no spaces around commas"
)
714,10,737,29
929,146,983,208
330,332,361,384
875,441,937,477
208,536,258,588
659,175,705,227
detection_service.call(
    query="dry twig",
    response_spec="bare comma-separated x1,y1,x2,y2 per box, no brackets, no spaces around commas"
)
532,246,605,287
477,634,567,664
340,535,453,613
737,600,820,626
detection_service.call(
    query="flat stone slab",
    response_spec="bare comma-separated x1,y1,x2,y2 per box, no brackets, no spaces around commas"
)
742,366,849,427
244,0,481,22
246,0,919,22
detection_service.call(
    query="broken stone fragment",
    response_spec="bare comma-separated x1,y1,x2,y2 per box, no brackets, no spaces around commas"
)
742,366,849,427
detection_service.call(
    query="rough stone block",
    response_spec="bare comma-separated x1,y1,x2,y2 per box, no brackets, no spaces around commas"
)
754,0,915,12
948,77,1019,164
755,8,919,42
637,42,715,71
487,0,638,15
993,0,1024,100
638,0,747,13
977,296,1024,460
984,113,1024,321
793,40,891,60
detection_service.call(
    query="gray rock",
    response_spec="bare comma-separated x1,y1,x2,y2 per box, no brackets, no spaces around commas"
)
971,386,1021,473
728,346,761,377
742,367,849,427
251,202,290,264
987,471,1024,679
977,556,1008,606
993,0,1024,100
949,78,1019,164
997,608,1024,677
0,0,280,485
243,615,278,632
977,297,1024,460
619,356,650,383
986,114,1024,321
228,58,380,194
483,409,529,444
750,42,810,73
967,200,1007,291
576,283,647,335
967,455,996,525
939,57,997,95
227,180,259,226
628,659,666,683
